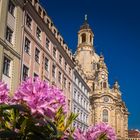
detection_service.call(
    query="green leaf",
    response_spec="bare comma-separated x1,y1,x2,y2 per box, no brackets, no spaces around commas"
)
0,104,29,113
64,113,78,131
0,130,18,138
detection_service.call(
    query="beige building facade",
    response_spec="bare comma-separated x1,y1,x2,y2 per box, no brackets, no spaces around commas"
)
75,17,129,139
0,0,86,115
0,0,24,94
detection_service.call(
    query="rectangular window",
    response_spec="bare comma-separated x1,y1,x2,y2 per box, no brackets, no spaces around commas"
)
77,109,80,119
52,64,56,78
45,57,49,71
24,37,30,54
64,62,67,70
34,73,38,77
23,65,29,80
53,47,56,58
6,27,13,43
69,67,71,75
78,94,80,103
58,71,62,83
35,48,40,63
8,0,15,16
59,54,62,64
81,96,83,105
74,106,76,113
74,89,77,99
46,37,50,49
3,57,11,77
26,14,32,29
36,27,41,40
68,99,70,110
63,77,66,88
68,82,71,91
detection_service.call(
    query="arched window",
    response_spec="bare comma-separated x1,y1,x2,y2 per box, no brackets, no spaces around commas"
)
92,82,95,91
102,109,108,122
103,82,107,88
90,35,92,43
81,33,86,43
100,82,103,89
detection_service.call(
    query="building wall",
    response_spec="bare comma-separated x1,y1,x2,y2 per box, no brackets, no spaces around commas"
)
21,0,75,113
0,0,23,94
72,68,90,131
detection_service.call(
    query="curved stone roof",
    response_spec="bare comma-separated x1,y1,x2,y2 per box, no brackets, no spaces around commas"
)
80,15,91,30
80,21,91,30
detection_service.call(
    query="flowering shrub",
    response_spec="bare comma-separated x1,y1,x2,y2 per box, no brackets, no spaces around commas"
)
0,81,9,104
73,129,86,140
73,123,116,140
0,78,69,139
86,123,116,140
12,78,66,119
0,78,116,140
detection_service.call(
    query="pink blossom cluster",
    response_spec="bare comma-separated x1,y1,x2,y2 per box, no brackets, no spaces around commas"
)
74,123,116,140
73,129,86,140
0,81,9,104
0,78,66,119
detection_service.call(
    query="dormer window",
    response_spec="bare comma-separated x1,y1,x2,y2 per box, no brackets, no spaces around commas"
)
81,33,86,43
47,19,50,25
38,6,42,16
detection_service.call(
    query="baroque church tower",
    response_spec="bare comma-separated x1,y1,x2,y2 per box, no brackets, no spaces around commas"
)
75,16,129,140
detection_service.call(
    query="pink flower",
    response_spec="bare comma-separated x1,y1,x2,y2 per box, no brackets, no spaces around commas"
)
86,123,116,140
0,81,9,104
12,77,66,119
73,129,86,140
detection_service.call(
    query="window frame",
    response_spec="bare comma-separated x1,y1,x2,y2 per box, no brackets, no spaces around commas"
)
53,47,56,58
58,71,62,83
26,13,32,29
81,33,86,43
36,26,41,40
22,65,29,80
34,72,38,77
45,57,49,71
6,26,13,44
8,0,15,17
3,56,11,77
35,48,40,63
46,37,50,49
63,77,66,88
52,64,56,78
102,109,109,123
24,37,30,54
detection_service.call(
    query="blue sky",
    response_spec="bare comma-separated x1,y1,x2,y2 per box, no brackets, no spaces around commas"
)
40,0,140,129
